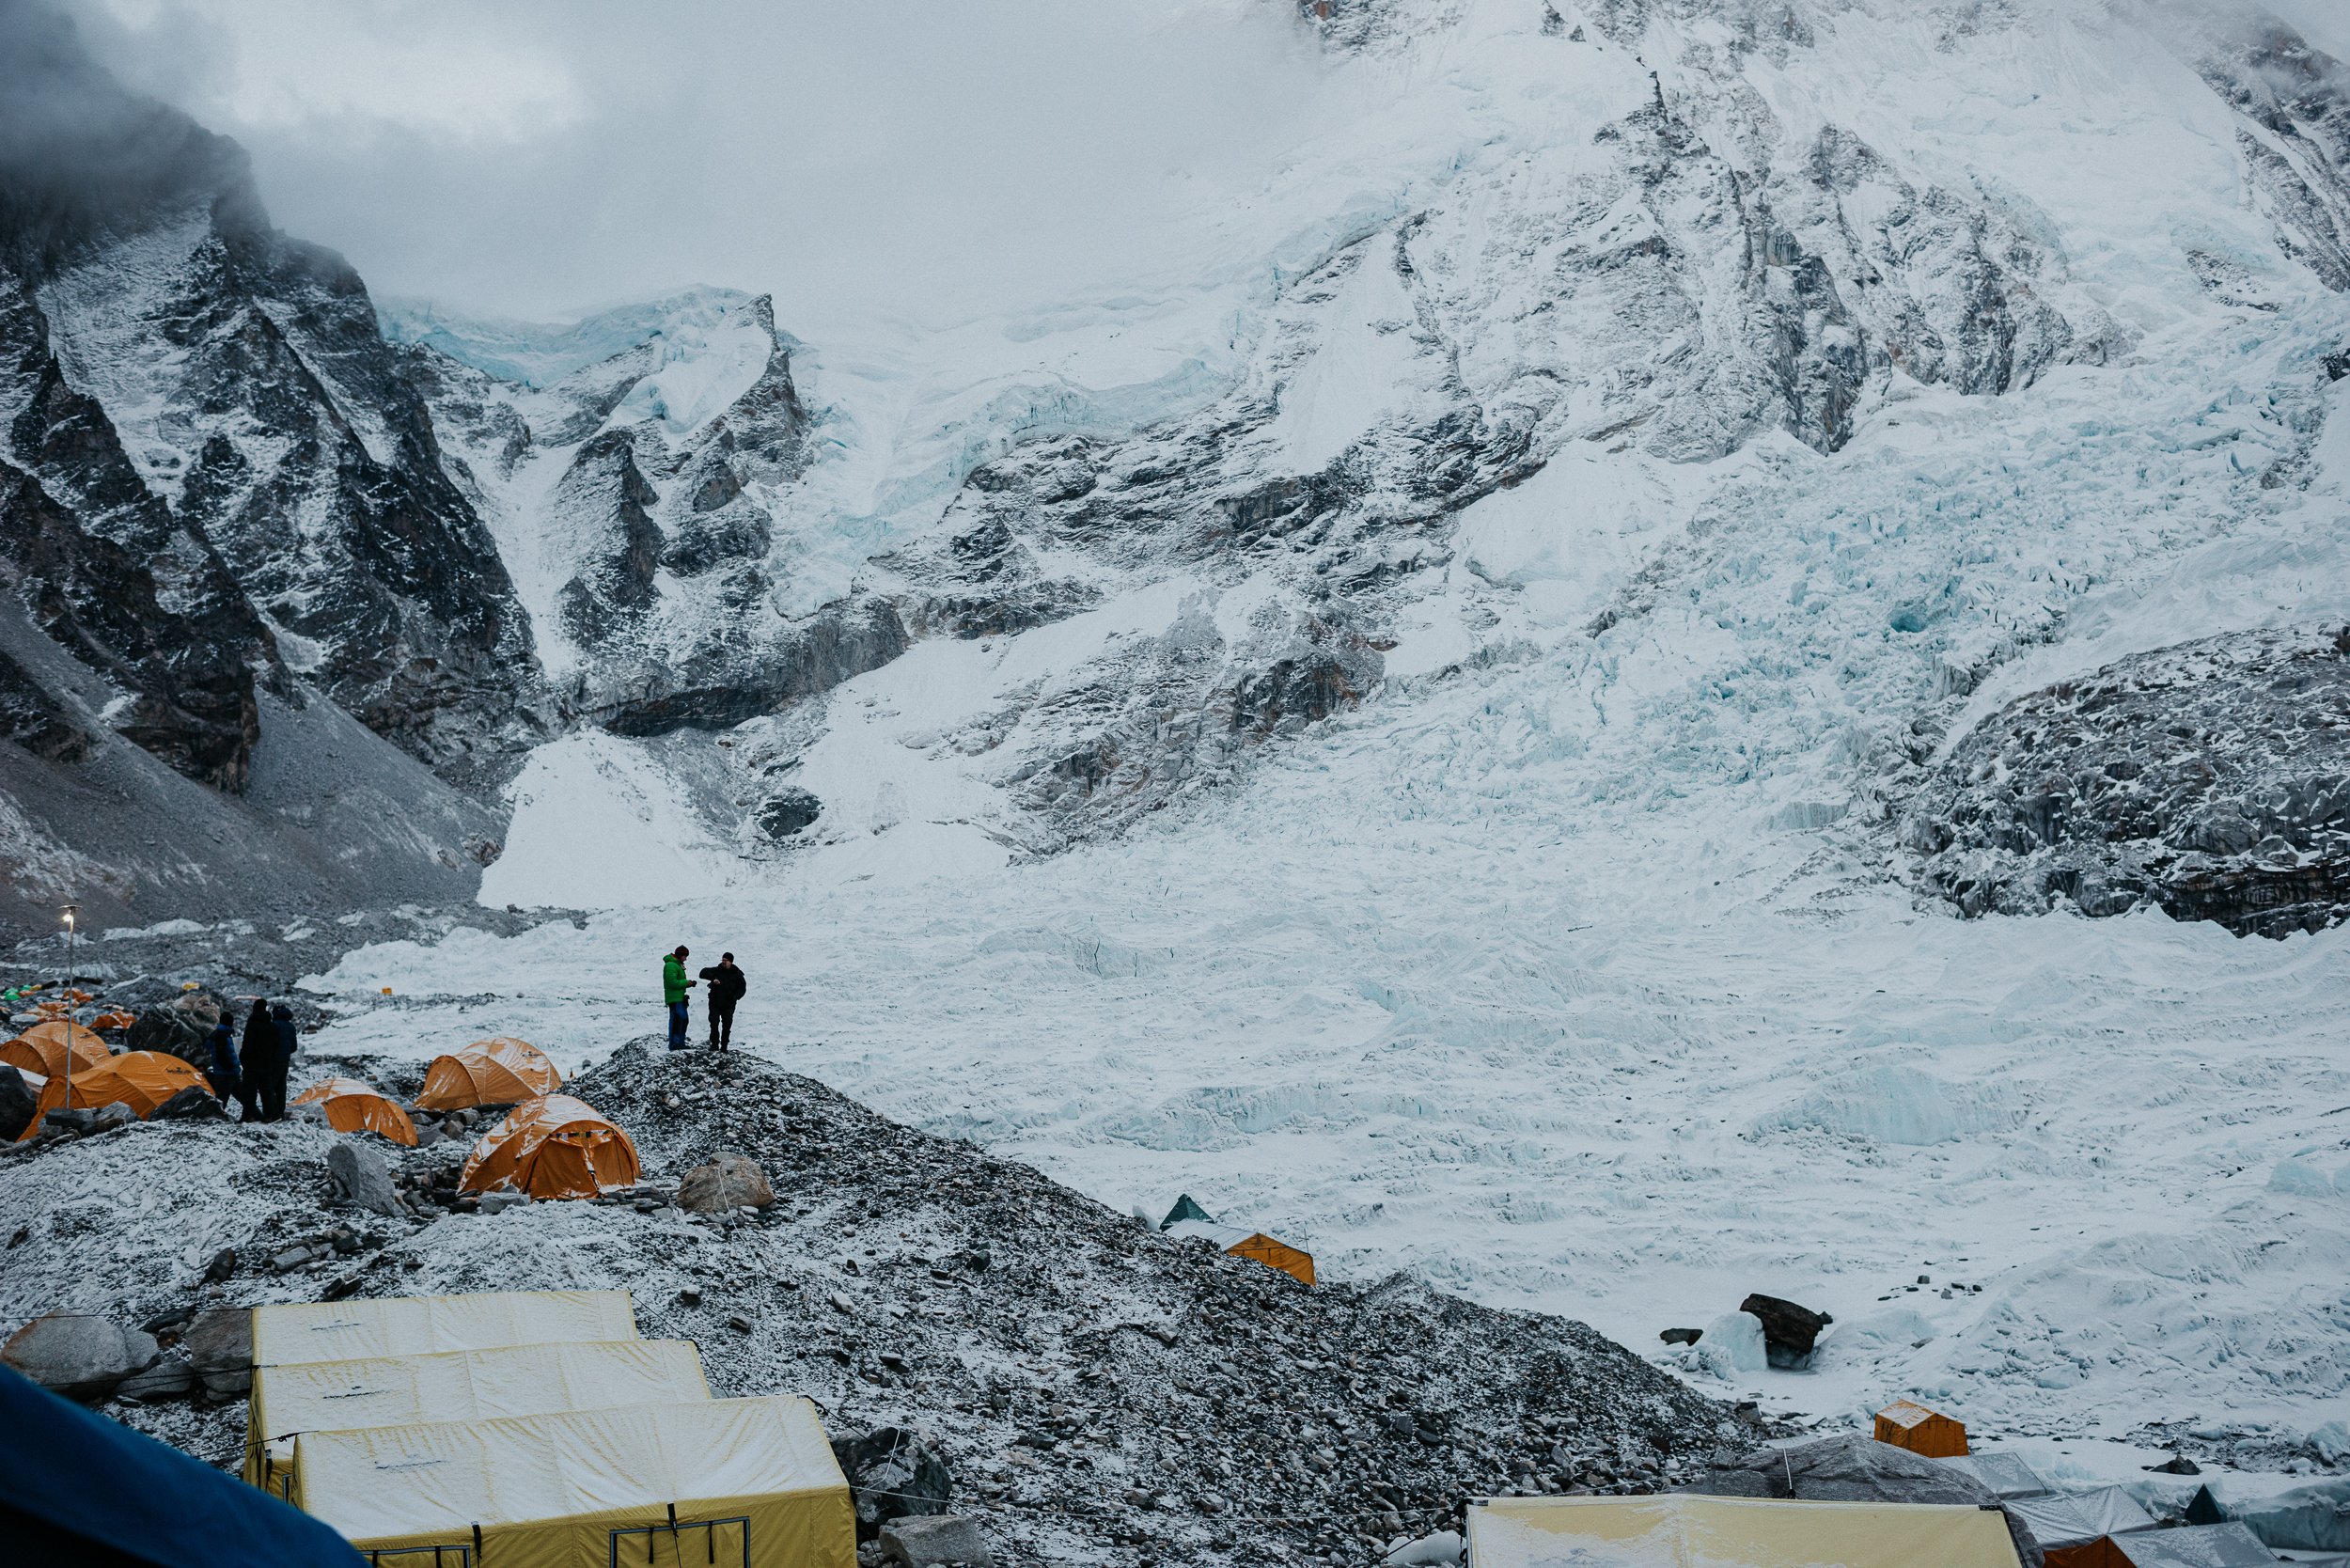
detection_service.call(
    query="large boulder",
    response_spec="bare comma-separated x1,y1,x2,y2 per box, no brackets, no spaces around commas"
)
327,1140,400,1216
0,1064,37,1141
125,988,228,1066
677,1152,776,1215
1737,1293,1831,1366
879,1514,993,1568
831,1427,951,1541
181,1308,252,1396
1688,1435,2042,1568
1,1313,159,1402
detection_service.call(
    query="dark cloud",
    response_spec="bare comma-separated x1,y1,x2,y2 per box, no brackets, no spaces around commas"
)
55,0,1337,331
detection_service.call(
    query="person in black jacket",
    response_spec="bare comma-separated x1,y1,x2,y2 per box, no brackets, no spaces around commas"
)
236,998,271,1122
696,953,746,1051
259,1003,297,1122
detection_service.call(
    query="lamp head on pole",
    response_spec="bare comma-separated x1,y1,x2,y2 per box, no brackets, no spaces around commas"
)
60,904,76,933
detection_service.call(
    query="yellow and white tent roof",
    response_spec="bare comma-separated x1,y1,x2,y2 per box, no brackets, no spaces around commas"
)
293,1395,848,1562
251,1289,637,1368
250,1339,707,1461
1467,1493,2023,1568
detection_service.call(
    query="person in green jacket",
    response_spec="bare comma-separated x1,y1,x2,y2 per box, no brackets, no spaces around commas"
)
663,946,695,1051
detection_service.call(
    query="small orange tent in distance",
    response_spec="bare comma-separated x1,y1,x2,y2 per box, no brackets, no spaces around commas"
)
2,1024,111,1079
461,1096,639,1200
1874,1399,1967,1458
16,1051,212,1139
416,1038,561,1112
293,1076,419,1146
1164,1219,1317,1285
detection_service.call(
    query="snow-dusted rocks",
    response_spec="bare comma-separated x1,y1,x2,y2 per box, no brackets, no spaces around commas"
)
1,1311,158,1403
1906,627,2350,936
325,1139,400,1216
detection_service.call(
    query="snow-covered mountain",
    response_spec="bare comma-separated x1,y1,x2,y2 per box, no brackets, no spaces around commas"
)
11,0,2350,1459
287,0,2350,1461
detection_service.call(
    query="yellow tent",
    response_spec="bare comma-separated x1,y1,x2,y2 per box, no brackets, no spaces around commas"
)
1164,1218,1316,1285
416,1038,562,1111
1467,1494,2023,1568
460,1095,640,1200
251,1289,638,1369
291,1075,418,1146
15,1051,212,1139
292,1396,854,1568
244,1339,711,1496
0,1025,111,1081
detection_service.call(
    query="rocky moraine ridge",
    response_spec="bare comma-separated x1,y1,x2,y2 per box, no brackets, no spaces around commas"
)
0,1040,1754,1567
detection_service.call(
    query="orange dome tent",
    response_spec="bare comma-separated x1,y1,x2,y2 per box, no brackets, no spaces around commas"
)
16,1051,212,1139
292,1076,418,1147
461,1096,639,1200
1,1024,112,1079
415,1038,562,1112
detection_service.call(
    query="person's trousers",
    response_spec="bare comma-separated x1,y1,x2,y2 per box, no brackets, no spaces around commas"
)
259,1062,289,1122
709,1003,734,1049
667,999,689,1051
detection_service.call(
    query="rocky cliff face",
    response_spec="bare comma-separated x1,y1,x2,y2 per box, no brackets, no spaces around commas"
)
0,3,540,782
1904,628,2350,938
0,5,533,933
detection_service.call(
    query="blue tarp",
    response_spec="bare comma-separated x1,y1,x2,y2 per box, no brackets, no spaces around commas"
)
0,1363,365,1567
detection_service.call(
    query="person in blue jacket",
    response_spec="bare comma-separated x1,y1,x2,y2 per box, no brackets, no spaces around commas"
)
204,1014,241,1110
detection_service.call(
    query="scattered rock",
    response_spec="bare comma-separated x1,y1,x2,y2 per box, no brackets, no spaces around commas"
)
1,1313,160,1402
678,1152,776,1215
728,1313,754,1333
138,1306,196,1336
87,1102,136,1134
478,1190,529,1215
878,1513,992,1568
37,1107,96,1138
1658,1327,1703,1346
2147,1455,2203,1476
149,1086,225,1121
115,1353,197,1402
200,1248,236,1284
182,1308,252,1397
270,1244,321,1273
678,1287,703,1307
1737,1293,1832,1366
326,1141,401,1216
0,1064,38,1141
832,1427,952,1541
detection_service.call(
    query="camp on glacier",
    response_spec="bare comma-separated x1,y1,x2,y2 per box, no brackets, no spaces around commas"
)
2,0,2348,1563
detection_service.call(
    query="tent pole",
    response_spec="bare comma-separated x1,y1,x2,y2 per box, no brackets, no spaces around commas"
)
60,904,77,1110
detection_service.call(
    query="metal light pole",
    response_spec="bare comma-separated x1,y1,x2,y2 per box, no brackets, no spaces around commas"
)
60,905,78,1110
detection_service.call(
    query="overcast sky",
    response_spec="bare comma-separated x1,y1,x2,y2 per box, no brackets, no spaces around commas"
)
65,0,1341,332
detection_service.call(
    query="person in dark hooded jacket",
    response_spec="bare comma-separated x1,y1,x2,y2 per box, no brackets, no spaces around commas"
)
237,999,272,1123
205,1015,241,1110
259,1003,297,1122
